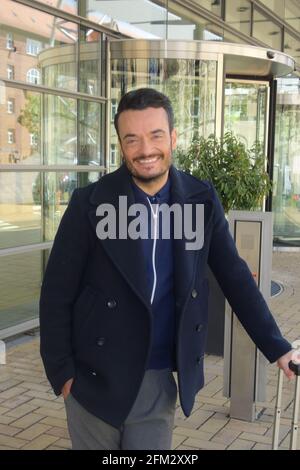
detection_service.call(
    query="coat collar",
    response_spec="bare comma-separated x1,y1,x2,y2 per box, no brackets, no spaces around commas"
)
89,163,212,208
88,164,214,312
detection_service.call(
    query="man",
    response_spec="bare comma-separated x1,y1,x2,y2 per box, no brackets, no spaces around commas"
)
40,88,294,450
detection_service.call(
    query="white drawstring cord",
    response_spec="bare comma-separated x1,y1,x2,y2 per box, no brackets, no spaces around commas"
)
147,197,159,304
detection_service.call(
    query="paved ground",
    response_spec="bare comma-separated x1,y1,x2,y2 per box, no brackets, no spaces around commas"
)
0,251,299,451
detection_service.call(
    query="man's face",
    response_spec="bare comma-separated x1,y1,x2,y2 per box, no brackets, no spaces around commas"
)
117,107,177,183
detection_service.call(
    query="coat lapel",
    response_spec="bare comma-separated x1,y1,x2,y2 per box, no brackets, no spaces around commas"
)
169,166,214,311
88,165,151,312
87,164,214,315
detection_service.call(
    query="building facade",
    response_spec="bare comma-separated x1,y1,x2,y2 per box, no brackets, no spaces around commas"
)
0,0,299,335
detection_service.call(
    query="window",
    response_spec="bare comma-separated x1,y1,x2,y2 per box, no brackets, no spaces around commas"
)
8,129,15,144
110,144,117,165
253,8,282,50
285,0,300,31
193,0,222,17
225,0,251,36
7,65,15,80
111,99,118,121
284,32,300,63
26,68,41,85
26,39,42,56
30,133,38,147
7,99,15,114
191,96,200,118
6,33,14,50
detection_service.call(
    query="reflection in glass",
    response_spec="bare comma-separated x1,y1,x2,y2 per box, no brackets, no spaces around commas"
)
0,172,41,250
284,32,300,65
259,0,285,18
79,27,102,96
34,0,78,15
79,100,105,167
0,170,102,249
253,9,282,50
111,58,217,167
43,171,101,241
273,77,300,246
224,82,267,150
0,0,78,92
225,0,251,36
285,0,300,32
83,0,167,39
0,88,41,165
167,0,224,40
44,94,77,165
192,0,222,17
0,251,42,330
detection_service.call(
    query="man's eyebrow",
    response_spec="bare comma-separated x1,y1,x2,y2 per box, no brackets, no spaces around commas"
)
122,129,166,140
123,133,137,140
151,129,166,134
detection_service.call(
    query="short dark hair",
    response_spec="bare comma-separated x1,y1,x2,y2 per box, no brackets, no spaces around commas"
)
114,88,174,137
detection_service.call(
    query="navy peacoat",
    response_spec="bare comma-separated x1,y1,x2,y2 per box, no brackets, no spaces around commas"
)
39,164,291,428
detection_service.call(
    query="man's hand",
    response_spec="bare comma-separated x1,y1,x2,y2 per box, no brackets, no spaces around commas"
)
277,349,300,380
61,378,74,400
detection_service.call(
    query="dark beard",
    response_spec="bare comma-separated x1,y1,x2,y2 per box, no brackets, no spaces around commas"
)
131,171,167,183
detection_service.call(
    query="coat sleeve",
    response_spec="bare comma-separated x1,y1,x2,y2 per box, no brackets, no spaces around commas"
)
207,183,291,363
39,188,91,395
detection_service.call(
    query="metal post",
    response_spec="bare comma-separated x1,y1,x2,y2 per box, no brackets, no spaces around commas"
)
223,211,272,420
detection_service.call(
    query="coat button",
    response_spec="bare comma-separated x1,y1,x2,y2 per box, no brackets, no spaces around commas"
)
107,299,117,309
191,289,198,299
96,337,105,347
196,324,203,332
92,371,97,376
196,356,203,365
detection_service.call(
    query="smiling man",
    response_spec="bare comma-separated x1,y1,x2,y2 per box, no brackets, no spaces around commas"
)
116,105,176,193
40,88,294,450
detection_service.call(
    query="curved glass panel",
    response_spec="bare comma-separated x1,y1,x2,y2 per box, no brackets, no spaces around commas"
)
110,58,217,169
224,81,267,150
273,77,300,246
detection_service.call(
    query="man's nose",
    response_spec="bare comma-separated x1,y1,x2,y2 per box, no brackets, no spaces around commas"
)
139,138,153,155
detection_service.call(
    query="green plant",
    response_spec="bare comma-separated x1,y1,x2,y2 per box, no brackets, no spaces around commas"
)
176,132,272,213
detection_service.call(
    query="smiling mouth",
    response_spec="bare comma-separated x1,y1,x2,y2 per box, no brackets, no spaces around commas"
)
136,156,161,165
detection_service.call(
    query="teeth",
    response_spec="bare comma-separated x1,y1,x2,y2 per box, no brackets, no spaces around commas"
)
139,157,158,164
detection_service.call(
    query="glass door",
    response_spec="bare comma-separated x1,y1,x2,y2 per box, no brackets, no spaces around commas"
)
224,80,269,152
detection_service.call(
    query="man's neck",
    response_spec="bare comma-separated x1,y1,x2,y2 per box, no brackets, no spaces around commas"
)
132,171,169,196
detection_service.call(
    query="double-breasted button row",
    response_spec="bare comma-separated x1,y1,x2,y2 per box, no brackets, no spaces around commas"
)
196,356,204,366
191,289,198,299
96,337,105,347
107,299,117,309
195,324,203,332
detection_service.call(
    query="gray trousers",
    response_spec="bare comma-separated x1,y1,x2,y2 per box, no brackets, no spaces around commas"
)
65,368,178,450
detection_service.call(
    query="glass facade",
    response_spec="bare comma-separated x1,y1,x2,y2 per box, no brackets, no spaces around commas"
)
273,78,300,246
0,0,300,333
0,0,107,332
84,0,169,38
253,8,282,50
225,0,251,37
224,81,268,150
34,0,78,15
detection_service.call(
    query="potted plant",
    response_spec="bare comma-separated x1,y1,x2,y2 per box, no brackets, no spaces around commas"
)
176,131,271,213
175,132,272,356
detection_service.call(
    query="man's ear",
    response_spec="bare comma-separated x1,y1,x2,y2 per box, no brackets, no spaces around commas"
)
171,128,177,150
